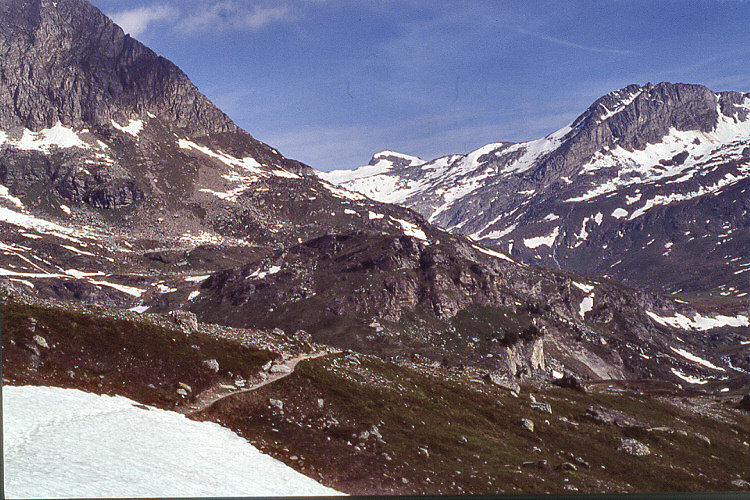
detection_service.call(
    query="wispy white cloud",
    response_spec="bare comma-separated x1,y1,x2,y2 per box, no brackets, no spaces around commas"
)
513,27,632,55
178,2,292,34
109,1,293,37
110,5,177,37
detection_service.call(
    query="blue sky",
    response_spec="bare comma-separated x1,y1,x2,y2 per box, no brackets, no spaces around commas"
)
90,0,750,171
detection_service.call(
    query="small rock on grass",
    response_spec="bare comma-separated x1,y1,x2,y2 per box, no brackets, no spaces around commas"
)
270,364,292,374
618,438,650,456
521,418,534,432
202,358,219,372
33,335,49,349
269,398,284,410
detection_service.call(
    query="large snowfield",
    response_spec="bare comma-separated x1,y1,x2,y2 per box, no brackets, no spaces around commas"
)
3,385,343,498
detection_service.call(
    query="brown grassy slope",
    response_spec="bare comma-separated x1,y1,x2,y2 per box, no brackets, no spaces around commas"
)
195,353,750,495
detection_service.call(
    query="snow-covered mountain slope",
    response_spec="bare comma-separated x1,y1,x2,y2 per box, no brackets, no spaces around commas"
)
3,385,342,498
322,83,750,296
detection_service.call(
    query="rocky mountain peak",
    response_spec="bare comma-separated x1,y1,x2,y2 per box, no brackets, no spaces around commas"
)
324,81,750,297
0,0,238,138
368,150,425,169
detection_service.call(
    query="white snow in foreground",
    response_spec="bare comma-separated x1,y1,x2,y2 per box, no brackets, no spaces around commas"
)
646,310,749,330
523,226,559,249
391,217,428,242
670,368,709,385
111,119,144,137
3,386,342,499
670,346,725,371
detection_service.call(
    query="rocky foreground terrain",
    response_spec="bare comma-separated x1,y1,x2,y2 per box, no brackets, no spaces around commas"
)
3,295,749,494
1,0,749,495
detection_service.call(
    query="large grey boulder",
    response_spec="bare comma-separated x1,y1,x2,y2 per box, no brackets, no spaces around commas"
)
169,310,199,333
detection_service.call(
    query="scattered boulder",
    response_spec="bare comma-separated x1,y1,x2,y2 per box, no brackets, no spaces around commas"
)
202,359,219,373
531,402,552,414
694,433,711,446
484,371,521,393
584,405,644,428
552,371,586,392
418,447,429,458
521,418,534,432
269,398,284,410
32,335,49,349
618,438,650,456
293,330,312,343
176,388,188,397
269,364,292,374
522,459,549,470
262,360,273,371
556,462,577,471
317,398,325,409
178,382,192,392
169,310,199,333
731,479,750,490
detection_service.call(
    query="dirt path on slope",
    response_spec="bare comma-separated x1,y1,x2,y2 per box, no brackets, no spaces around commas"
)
177,350,331,415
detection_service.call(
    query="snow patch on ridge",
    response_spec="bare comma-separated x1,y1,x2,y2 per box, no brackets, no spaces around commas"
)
391,217,428,242
646,310,749,330
0,122,89,151
111,119,144,137
524,227,559,249
669,346,724,371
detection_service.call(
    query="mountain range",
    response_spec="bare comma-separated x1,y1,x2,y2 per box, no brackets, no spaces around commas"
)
1,1,749,495
320,82,750,299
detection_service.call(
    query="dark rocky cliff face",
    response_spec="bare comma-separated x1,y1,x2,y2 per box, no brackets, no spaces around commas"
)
0,0,235,136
